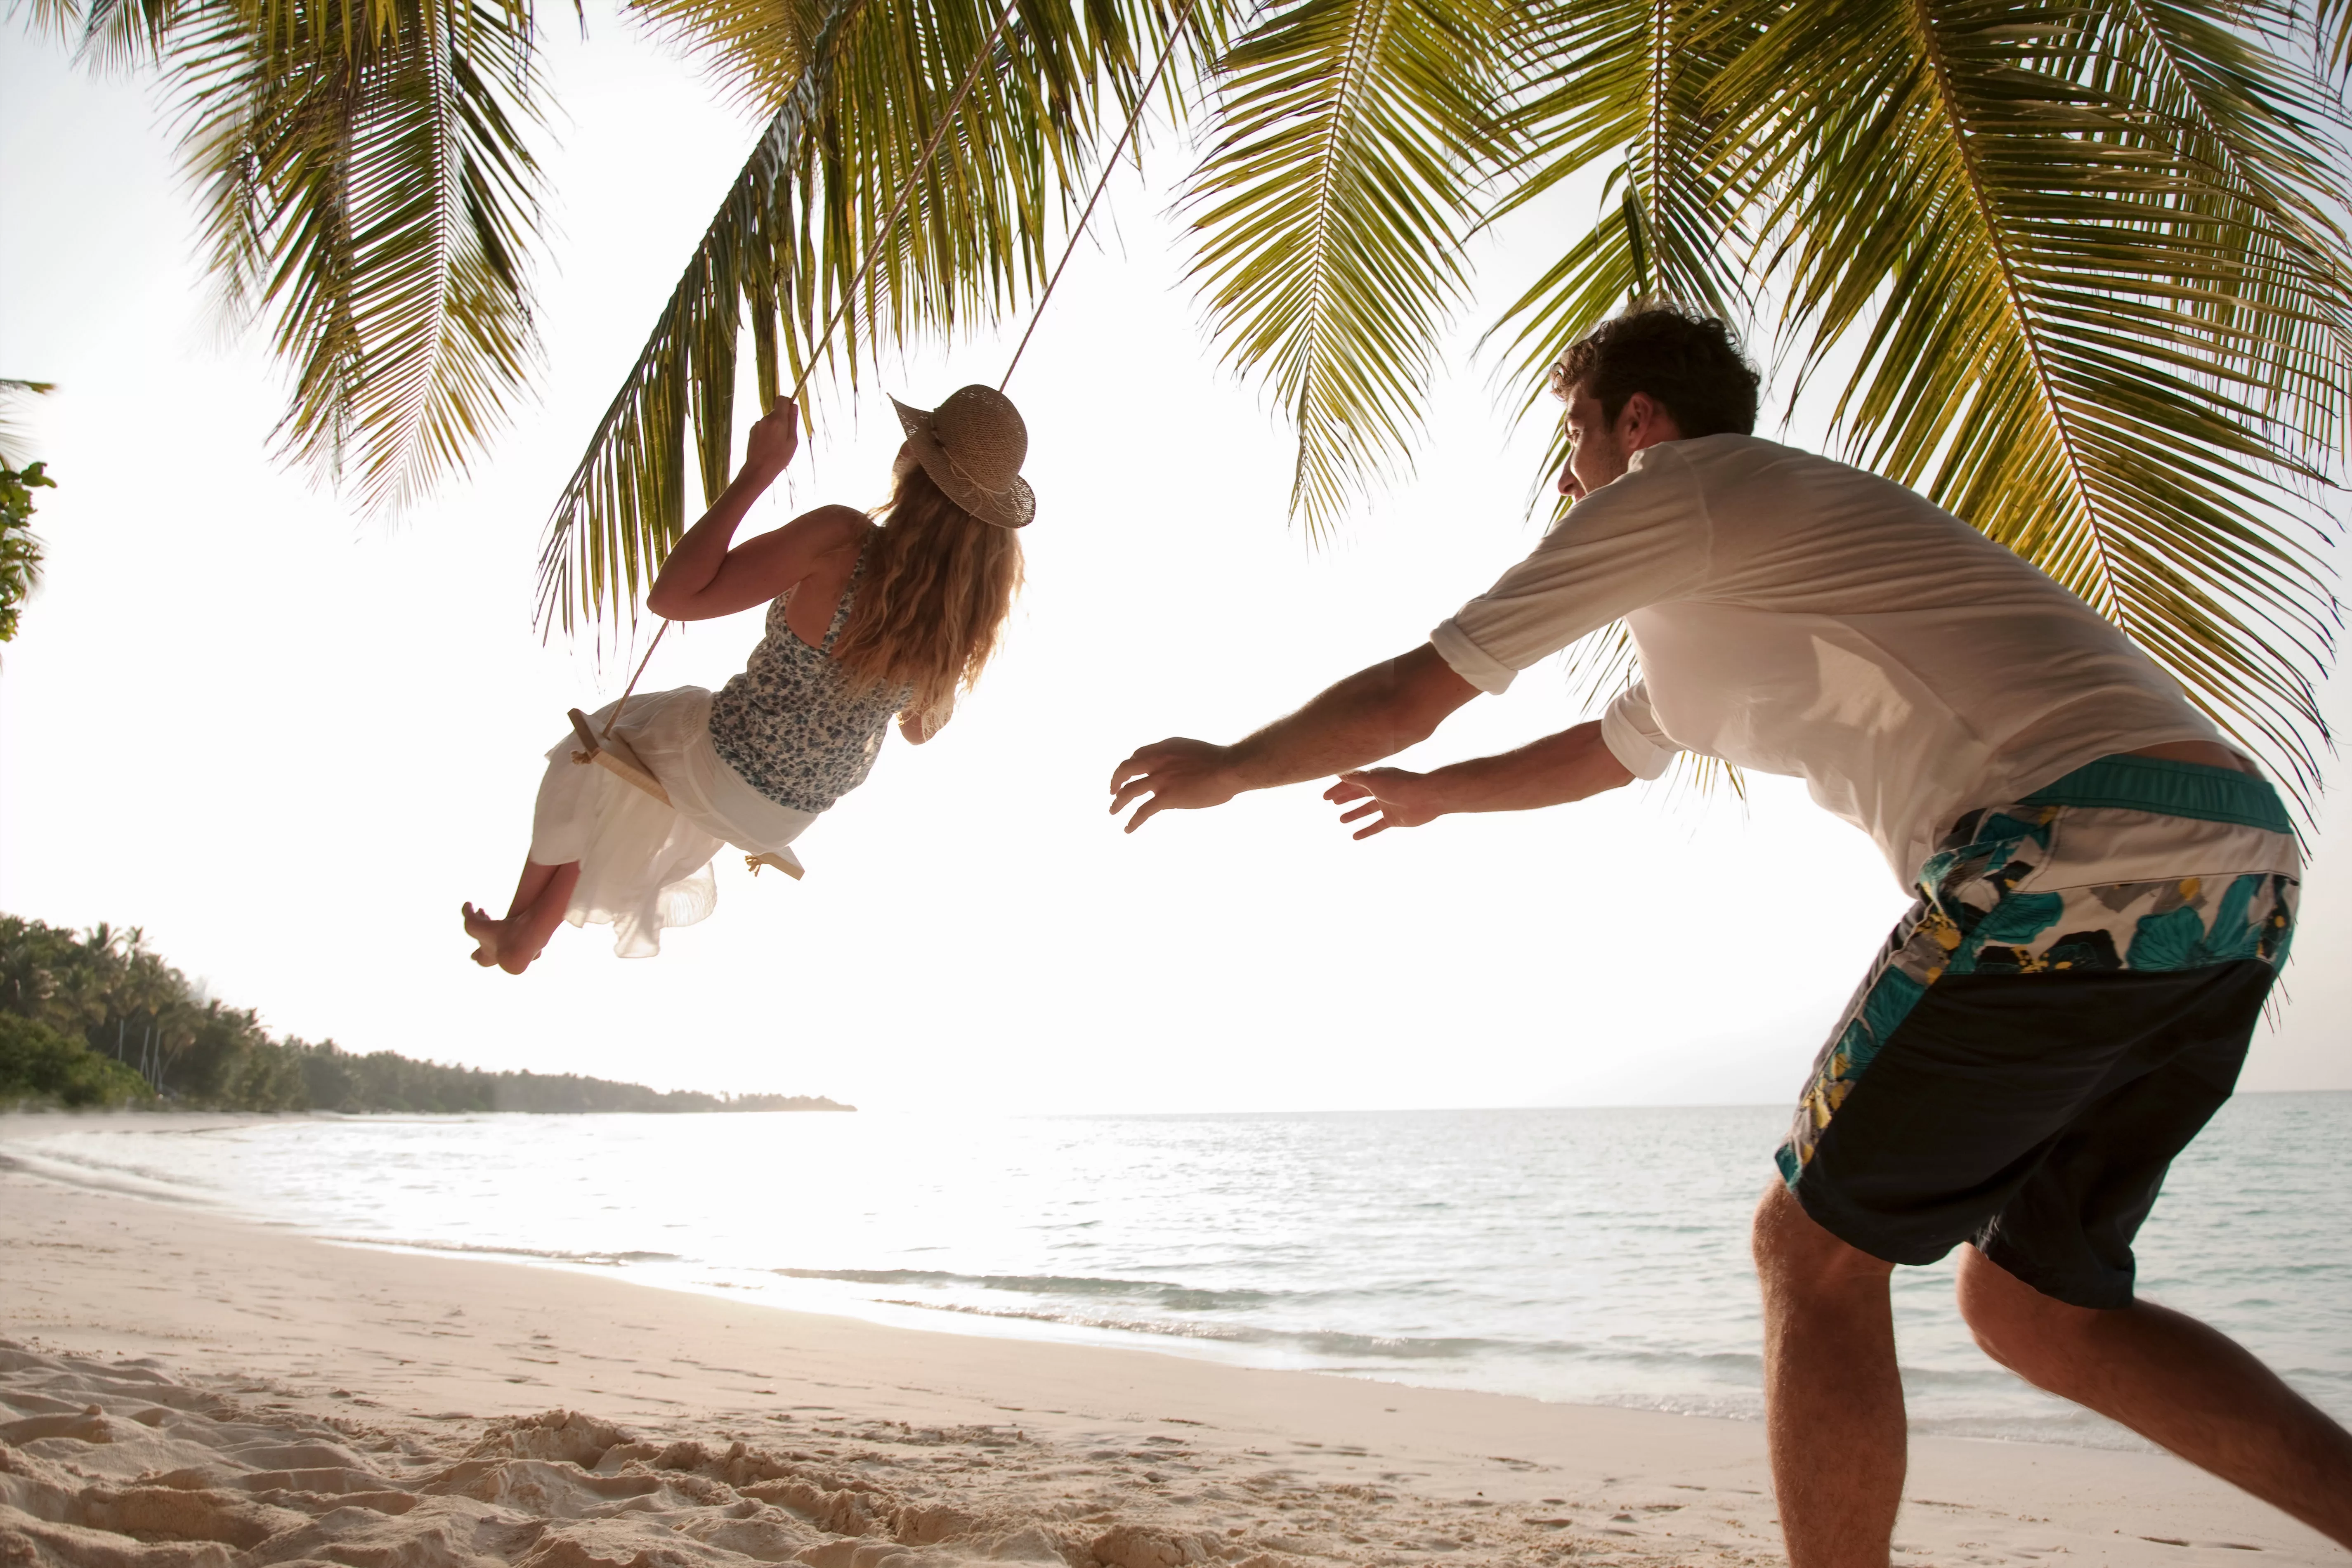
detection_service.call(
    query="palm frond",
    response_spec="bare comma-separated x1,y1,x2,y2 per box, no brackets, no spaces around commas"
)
2314,0,2350,75
1722,0,2351,792
1474,0,1757,805
621,0,831,116
541,0,1217,634
1183,0,1511,534
808,0,1100,375
535,0,862,638
24,0,184,69
0,457,54,648
168,0,548,515
7,0,85,39
1480,0,1769,420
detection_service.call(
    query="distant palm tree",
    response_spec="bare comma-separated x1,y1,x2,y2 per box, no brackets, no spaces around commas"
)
0,378,52,470
1,378,56,647
23,0,2352,782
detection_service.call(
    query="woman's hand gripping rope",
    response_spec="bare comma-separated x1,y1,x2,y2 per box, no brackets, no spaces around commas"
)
742,399,802,481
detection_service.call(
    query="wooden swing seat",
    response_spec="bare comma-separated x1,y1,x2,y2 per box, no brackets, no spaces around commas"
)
569,707,668,801
568,708,803,881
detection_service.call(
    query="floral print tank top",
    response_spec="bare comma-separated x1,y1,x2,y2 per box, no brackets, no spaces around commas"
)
706,544,908,815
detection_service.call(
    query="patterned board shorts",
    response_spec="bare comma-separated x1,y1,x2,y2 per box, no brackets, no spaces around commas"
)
1776,754,2298,1308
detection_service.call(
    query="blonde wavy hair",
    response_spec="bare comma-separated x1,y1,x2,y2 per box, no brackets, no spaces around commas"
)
831,462,1024,725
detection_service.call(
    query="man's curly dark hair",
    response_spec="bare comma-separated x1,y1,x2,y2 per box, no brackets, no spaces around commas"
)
1550,305,1762,439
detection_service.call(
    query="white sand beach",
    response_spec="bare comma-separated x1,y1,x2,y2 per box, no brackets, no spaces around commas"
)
2,1157,2343,1568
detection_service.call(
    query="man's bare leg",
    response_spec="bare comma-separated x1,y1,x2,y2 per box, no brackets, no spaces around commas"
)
1753,1181,1906,1568
461,860,581,975
1958,1245,2352,1545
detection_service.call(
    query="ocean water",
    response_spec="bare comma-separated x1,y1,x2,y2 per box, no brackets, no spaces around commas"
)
4,1096,2347,1448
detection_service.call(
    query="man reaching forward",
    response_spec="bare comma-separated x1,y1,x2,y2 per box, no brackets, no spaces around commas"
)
1108,306,2352,1566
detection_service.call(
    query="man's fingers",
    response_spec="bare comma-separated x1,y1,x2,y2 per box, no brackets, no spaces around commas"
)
1337,801,1378,824
1111,738,1232,831
1351,818,1389,841
1107,745,1171,796
1324,780,1370,804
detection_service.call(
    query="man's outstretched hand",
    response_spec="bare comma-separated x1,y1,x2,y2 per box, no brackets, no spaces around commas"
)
1109,739,1242,833
1324,768,1448,839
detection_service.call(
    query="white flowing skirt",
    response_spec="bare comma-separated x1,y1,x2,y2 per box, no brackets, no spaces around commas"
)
529,687,817,958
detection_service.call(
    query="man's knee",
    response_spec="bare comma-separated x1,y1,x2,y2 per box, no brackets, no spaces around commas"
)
1752,1181,1893,1296
1955,1245,2100,1388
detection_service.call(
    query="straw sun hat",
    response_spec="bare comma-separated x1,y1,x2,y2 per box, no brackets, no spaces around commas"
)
890,385,1036,530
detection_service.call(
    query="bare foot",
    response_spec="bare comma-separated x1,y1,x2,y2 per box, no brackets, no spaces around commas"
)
461,902,507,969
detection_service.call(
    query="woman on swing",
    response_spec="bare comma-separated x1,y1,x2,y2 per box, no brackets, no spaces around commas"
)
462,385,1033,969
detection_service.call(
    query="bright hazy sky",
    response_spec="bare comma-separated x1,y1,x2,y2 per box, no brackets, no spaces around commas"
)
3,23,2346,1115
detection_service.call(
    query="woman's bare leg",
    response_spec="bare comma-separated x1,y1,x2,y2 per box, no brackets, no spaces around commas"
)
462,860,581,975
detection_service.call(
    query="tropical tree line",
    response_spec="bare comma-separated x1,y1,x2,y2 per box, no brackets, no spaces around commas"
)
15,0,2352,789
0,914,854,1112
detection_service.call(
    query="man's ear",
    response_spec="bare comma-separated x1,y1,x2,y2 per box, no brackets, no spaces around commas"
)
1618,391,1681,450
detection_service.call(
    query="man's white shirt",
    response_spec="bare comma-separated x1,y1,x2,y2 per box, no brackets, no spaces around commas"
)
1429,435,2233,885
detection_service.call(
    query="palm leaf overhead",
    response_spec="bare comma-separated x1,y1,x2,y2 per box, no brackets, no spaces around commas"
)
23,0,2351,783
537,0,1218,634
532,0,861,640
30,0,178,67
170,0,548,513
35,0,550,514
1482,0,1766,415
1474,0,1769,734
1181,0,1510,534
2319,0,2351,72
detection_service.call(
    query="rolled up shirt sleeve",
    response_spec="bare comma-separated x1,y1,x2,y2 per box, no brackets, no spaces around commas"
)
1600,679,1680,779
1428,446,1712,694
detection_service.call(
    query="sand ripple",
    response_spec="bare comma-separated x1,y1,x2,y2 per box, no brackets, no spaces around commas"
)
1,1346,1689,1568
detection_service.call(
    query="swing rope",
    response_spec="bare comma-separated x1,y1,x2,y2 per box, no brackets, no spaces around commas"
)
999,0,1200,390
600,0,1186,744
603,0,1026,739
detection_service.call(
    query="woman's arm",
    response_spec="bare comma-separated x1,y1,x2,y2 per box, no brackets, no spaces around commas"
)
645,402,867,621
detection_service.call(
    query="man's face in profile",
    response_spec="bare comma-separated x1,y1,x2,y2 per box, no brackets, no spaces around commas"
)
1556,383,1629,501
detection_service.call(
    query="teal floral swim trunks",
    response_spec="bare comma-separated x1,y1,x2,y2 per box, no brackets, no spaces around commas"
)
1776,754,2298,1308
